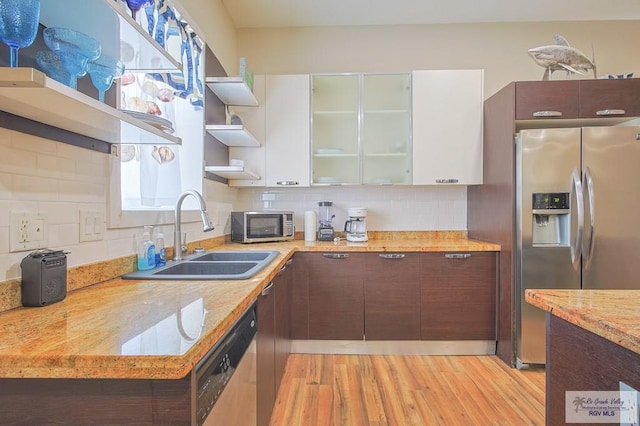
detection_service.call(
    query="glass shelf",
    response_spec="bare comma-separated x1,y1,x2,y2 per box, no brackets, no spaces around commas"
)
39,0,182,72
0,67,181,146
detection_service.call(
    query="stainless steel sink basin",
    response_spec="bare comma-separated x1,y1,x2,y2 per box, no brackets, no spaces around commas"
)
187,251,274,262
122,250,279,280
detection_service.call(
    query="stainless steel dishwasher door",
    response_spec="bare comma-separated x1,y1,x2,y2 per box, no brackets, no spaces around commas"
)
204,336,257,425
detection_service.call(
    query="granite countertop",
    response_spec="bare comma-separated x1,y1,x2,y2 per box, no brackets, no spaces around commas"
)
525,289,640,355
0,236,499,380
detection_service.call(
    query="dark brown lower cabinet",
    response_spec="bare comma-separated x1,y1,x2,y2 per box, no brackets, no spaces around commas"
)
364,253,421,340
546,314,640,426
257,280,276,426
306,253,365,340
0,377,193,424
421,252,497,340
257,258,293,426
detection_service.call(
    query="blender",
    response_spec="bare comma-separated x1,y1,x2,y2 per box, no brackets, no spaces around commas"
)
317,201,335,241
344,208,368,242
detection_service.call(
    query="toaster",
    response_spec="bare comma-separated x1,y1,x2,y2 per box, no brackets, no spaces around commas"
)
20,249,68,307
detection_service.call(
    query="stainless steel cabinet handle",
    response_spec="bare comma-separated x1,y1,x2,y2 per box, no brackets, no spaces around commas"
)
261,281,274,296
378,253,406,259
570,168,584,271
277,181,299,186
596,109,626,116
322,253,349,259
583,168,596,270
445,253,471,259
435,178,459,184
533,111,562,117
277,259,294,275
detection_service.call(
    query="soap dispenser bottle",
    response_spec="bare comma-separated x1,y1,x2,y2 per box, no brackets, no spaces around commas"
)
155,231,166,267
137,226,156,271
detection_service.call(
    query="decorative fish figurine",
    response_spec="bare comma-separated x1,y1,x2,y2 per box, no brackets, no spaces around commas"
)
528,35,597,80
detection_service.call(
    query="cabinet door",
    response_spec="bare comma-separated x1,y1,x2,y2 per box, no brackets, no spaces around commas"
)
311,74,360,185
290,254,309,339
421,252,497,340
412,70,484,185
579,78,640,118
307,253,364,340
364,253,421,340
266,75,310,187
514,80,579,120
229,74,267,187
256,281,276,426
274,259,293,395
362,74,412,185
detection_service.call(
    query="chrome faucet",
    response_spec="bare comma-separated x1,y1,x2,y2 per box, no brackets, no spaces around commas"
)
174,190,215,261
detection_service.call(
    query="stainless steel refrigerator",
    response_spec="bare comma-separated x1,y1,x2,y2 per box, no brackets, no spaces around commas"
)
515,126,640,367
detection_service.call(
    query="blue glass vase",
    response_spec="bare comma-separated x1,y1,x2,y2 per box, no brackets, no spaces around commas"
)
0,0,40,67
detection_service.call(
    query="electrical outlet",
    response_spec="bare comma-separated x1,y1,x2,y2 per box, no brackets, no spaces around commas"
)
10,212,48,252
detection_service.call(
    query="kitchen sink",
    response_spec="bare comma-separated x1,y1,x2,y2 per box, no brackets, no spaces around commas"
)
122,250,280,280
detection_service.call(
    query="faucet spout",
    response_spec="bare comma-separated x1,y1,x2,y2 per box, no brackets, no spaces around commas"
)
174,190,214,262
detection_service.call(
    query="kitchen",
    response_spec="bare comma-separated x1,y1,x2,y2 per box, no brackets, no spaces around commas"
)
0,0,639,424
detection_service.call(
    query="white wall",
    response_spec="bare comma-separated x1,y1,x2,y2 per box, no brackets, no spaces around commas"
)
235,20,640,97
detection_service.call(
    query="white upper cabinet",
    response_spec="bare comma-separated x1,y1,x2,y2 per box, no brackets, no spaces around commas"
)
265,74,310,187
310,73,411,185
227,74,310,187
412,69,484,185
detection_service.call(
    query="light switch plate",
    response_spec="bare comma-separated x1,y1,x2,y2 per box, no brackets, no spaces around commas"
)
79,210,104,242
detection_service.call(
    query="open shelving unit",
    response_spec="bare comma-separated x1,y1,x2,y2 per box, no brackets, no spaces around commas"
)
0,68,181,148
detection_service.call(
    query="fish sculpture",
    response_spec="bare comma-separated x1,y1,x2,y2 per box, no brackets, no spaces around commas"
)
528,35,597,80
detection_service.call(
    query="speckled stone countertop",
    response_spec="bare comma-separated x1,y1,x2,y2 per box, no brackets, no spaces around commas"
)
525,289,640,355
0,235,499,380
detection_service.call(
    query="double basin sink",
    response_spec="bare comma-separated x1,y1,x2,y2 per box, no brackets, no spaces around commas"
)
123,250,280,280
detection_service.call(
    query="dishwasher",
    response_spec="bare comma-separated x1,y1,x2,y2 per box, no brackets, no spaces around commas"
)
195,301,257,426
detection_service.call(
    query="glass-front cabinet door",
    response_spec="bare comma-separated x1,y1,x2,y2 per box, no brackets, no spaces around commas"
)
311,73,411,185
311,74,359,184
362,74,411,184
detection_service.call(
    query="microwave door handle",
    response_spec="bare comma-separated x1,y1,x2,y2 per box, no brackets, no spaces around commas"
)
583,167,596,270
570,168,584,271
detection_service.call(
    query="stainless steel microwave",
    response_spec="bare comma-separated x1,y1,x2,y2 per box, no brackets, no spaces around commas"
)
231,211,295,243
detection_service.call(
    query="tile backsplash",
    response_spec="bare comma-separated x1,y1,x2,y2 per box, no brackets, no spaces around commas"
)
234,185,467,233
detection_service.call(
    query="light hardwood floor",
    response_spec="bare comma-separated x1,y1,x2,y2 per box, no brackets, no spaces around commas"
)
270,354,545,426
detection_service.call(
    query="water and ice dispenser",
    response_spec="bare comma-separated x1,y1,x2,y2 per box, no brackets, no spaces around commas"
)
531,192,570,246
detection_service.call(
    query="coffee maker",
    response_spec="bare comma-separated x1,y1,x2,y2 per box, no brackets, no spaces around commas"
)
344,208,368,242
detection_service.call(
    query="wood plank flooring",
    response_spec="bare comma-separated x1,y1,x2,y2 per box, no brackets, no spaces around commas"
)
270,355,545,426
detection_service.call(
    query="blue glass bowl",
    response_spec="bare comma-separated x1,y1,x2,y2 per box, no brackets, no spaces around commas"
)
87,53,125,102
35,50,71,87
42,27,101,89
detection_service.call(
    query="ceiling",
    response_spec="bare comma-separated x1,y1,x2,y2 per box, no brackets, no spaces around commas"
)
221,0,640,28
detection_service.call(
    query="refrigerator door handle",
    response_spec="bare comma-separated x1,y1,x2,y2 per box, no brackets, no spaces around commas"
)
570,168,585,271
583,167,596,269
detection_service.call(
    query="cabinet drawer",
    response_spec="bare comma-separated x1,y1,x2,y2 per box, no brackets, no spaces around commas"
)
515,81,579,120
579,79,640,118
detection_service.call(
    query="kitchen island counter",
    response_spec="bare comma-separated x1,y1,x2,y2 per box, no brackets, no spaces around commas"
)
525,289,640,355
526,289,640,424
0,235,499,380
